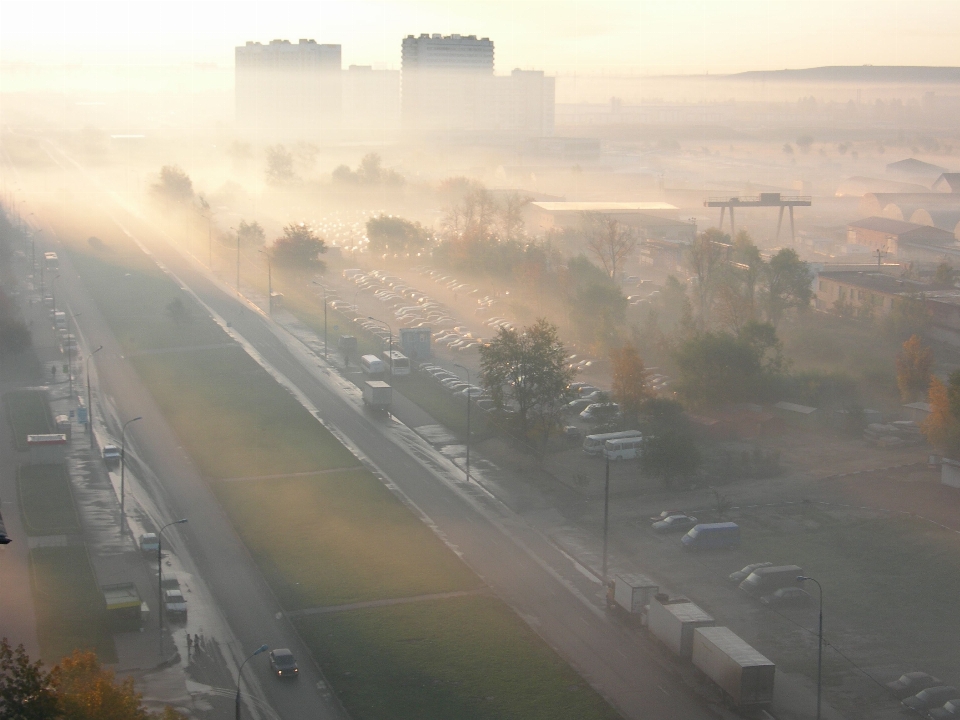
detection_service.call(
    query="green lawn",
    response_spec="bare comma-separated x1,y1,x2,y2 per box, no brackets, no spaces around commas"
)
29,545,116,664
218,471,479,609
17,464,81,535
4,389,52,450
68,244,226,354
132,347,358,479
297,595,621,720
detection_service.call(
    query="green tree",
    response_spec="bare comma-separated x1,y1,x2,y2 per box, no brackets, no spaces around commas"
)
674,323,782,408
687,228,728,327
479,319,574,458
366,215,429,253
638,398,701,488
610,344,650,423
761,248,811,326
896,334,933,402
151,166,193,205
0,639,59,720
883,294,931,339
933,261,957,286
265,145,296,185
269,224,326,275
237,220,266,247
565,255,627,351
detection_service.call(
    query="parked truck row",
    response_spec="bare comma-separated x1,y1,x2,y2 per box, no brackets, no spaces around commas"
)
608,575,776,711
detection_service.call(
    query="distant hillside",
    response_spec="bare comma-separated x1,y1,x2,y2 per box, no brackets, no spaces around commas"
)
728,66,960,83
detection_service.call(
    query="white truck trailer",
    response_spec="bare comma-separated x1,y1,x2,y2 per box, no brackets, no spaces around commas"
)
692,626,776,710
362,380,392,411
648,596,715,659
611,573,659,614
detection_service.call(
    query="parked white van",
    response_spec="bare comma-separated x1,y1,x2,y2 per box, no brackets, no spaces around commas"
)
603,435,643,461
360,354,386,375
582,430,642,456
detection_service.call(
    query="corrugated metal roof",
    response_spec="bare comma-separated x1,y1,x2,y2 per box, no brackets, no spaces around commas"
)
531,202,678,213
848,216,923,234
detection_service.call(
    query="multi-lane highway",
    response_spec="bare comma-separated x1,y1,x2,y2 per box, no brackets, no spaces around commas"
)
25,142,720,720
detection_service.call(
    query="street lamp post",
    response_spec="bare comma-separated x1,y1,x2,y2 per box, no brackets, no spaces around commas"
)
86,346,103,446
158,518,187,659
236,644,269,720
258,250,272,314
312,281,328,360
367,316,393,376
119,416,142,529
602,456,610,580
454,363,471,483
798,575,824,720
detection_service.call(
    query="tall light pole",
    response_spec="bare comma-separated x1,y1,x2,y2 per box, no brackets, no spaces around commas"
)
86,345,103,446
602,455,611,581
236,644,269,720
119,416,142,529
312,281,328,360
66,312,81,400
232,226,240,295
798,575,823,720
158,518,187,659
258,249,272,314
454,363,471,483
367,316,393,375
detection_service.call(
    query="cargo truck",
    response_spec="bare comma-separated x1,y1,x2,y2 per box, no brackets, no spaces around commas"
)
102,582,142,630
648,596,716,659
362,380,392,411
610,573,659,614
692,626,776,710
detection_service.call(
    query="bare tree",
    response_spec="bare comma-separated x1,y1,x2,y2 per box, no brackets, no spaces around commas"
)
583,213,636,279
497,192,531,242
687,228,728,328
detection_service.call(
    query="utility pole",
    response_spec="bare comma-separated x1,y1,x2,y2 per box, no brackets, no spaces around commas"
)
602,456,610,581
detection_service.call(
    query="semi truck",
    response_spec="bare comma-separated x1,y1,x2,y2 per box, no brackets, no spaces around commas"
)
648,596,716,659
691,626,776,710
362,380,392,411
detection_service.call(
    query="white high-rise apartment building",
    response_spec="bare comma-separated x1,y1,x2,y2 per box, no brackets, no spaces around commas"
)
235,39,342,140
400,34,553,137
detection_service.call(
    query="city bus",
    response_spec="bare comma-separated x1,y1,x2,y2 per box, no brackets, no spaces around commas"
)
383,350,411,376
582,430,642,456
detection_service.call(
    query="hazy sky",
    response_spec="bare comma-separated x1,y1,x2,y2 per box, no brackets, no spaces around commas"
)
2,0,960,75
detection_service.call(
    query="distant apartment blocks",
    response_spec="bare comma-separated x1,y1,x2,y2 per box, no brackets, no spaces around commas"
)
235,34,554,141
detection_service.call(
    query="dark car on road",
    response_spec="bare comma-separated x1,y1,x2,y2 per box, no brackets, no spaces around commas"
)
888,672,943,700
760,587,811,607
651,514,697,533
729,562,773,584
903,687,960,712
269,649,299,678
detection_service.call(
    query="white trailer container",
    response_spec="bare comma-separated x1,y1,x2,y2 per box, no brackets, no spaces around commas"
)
613,574,659,614
362,381,392,410
648,597,715,659
692,626,776,710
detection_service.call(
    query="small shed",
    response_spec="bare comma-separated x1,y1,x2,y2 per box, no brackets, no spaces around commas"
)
26,434,67,463
399,328,432,360
773,402,819,427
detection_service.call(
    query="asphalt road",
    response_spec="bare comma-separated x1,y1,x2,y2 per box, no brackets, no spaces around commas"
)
30,143,721,720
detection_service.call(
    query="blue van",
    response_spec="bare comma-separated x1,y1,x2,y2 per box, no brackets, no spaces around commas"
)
681,522,740,550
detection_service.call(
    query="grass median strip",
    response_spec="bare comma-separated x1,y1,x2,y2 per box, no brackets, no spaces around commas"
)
296,594,621,720
17,464,81,536
29,545,116,664
4,389,53,450
132,346,359,479
218,471,481,610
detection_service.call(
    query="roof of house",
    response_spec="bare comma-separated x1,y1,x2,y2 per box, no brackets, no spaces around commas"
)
530,201,678,213
848,216,920,234
887,158,949,176
933,173,960,192
816,270,930,296
848,216,957,244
